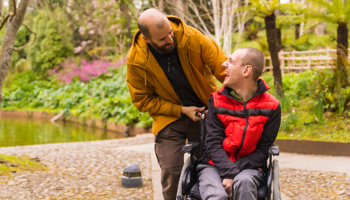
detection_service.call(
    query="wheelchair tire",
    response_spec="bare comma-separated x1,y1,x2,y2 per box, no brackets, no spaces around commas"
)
272,160,281,200
176,156,191,200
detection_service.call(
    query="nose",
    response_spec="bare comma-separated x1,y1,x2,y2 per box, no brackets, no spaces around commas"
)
166,34,173,44
222,60,228,68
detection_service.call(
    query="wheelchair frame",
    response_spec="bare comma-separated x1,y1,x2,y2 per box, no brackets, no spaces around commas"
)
176,112,281,200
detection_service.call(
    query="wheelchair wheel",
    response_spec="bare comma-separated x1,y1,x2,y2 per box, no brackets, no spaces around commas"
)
176,156,191,200
272,160,281,200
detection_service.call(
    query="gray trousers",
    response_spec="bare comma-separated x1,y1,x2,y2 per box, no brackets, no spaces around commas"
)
197,164,265,200
155,115,201,200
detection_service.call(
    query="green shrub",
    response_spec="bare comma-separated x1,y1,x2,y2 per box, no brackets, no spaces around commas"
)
26,10,74,75
1,66,152,128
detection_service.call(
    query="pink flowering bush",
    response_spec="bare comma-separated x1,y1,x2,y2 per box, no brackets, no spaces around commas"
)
49,58,125,83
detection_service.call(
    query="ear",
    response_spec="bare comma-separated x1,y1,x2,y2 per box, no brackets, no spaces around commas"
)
242,65,253,77
142,35,151,43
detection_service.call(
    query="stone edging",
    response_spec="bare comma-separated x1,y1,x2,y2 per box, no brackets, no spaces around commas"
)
275,139,350,157
0,110,151,136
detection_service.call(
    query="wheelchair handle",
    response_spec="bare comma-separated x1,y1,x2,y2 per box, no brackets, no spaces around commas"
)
269,145,280,156
195,110,207,120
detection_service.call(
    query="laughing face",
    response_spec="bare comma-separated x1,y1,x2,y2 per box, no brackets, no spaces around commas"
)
222,49,246,89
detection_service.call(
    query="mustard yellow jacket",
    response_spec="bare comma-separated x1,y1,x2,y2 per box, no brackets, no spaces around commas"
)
126,15,227,134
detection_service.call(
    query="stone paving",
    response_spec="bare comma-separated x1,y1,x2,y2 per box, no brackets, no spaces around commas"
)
280,169,350,200
0,134,349,200
0,134,154,200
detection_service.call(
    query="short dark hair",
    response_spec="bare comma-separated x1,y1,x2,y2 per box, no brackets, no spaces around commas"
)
240,47,265,82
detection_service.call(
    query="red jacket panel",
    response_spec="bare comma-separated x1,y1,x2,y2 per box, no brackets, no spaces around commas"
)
199,79,281,179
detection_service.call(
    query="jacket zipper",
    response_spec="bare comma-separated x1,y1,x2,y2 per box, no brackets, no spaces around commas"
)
220,86,263,161
235,102,249,161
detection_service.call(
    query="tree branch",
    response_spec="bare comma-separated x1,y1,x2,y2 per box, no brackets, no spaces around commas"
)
186,0,212,36
198,0,214,24
10,0,16,15
0,0,17,30
164,0,211,36
13,23,37,50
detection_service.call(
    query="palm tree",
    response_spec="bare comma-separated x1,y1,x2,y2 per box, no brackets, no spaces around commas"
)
250,0,285,97
308,0,350,87
277,2,306,40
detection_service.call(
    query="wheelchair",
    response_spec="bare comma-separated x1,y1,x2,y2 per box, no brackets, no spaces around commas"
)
176,112,281,200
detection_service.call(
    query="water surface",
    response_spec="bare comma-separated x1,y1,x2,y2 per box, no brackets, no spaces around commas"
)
0,117,125,147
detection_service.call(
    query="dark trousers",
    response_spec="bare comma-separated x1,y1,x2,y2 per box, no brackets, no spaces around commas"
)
155,115,201,200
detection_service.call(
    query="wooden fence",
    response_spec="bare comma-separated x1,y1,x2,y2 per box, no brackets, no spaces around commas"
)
264,48,350,73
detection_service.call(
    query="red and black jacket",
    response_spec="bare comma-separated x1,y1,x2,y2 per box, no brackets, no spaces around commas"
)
198,79,281,179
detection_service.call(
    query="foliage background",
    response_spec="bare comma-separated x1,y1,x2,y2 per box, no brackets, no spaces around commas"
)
1,0,350,142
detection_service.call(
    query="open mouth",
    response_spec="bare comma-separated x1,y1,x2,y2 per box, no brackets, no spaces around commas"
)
225,71,229,77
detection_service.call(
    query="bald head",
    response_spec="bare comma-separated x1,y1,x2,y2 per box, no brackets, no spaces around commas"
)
138,8,168,39
239,47,265,82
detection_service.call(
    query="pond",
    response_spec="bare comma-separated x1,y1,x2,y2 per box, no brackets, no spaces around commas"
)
0,117,126,147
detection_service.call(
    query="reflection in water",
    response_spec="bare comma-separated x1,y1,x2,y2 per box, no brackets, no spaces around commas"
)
0,117,125,147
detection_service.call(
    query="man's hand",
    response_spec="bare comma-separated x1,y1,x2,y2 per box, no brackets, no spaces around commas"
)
181,106,205,122
222,178,234,200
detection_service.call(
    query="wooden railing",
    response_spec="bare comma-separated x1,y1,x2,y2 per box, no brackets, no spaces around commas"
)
264,48,350,73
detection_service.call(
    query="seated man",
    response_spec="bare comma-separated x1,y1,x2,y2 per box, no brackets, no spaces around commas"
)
196,47,281,200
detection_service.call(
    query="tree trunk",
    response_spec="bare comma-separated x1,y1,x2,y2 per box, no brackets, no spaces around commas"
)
0,0,30,106
300,22,304,37
158,0,164,11
314,22,326,36
0,0,3,17
336,22,349,87
152,0,164,11
277,27,282,51
295,23,300,39
175,0,185,21
264,13,284,97
120,0,132,48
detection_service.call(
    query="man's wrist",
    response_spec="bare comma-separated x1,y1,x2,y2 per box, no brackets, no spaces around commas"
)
181,106,186,114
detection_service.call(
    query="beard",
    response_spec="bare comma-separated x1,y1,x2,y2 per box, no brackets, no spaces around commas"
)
149,35,177,54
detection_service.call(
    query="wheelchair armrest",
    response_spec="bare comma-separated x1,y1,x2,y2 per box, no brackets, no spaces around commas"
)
268,145,280,156
182,142,199,154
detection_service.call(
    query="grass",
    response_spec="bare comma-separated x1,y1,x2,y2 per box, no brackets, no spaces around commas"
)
277,97,350,143
0,154,48,176
277,117,350,143
260,70,350,144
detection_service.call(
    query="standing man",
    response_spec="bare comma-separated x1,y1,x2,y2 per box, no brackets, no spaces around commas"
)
126,8,227,199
